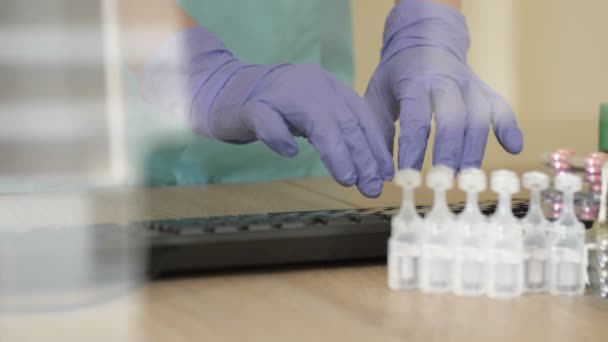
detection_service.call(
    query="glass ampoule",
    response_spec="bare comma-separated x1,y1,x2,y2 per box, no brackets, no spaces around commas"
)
521,171,551,293
420,165,456,293
587,161,608,298
550,173,586,296
487,170,524,299
388,169,424,290
453,168,488,296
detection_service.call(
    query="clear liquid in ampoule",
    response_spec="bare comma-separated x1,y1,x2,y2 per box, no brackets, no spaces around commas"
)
487,170,524,299
420,166,455,293
388,169,424,290
524,250,549,292
388,228,422,290
453,168,487,296
550,173,586,296
522,171,551,293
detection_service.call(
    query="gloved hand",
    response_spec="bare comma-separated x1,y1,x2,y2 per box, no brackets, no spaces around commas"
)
139,26,394,197
365,0,523,171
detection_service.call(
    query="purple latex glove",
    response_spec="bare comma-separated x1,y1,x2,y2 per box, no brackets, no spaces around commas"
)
139,26,394,197
365,0,524,171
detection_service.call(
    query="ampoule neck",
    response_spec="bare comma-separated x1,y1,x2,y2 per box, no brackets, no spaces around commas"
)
558,191,579,227
399,188,420,222
462,191,483,220
495,192,514,218
429,189,451,218
524,189,546,224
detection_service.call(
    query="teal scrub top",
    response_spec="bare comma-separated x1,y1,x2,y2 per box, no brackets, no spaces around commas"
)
125,0,355,187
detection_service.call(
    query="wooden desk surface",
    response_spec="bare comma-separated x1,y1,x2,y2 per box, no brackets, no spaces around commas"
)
1,177,607,342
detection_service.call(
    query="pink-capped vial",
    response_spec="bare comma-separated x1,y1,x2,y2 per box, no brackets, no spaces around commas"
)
577,152,608,221
550,149,575,161
544,148,575,220
549,148,575,174
585,152,608,193
585,152,608,173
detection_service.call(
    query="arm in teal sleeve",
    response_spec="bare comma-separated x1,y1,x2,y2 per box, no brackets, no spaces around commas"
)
118,0,197,73
396,0,461,9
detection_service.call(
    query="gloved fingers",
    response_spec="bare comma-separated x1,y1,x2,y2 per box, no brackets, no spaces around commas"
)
305,120,359,188
460,83,491,169
342,88,395,181
336,112,385,198
364,75,399,152
483,89,524,155
430,77,467,170
241,100,299,157
396,79,433,170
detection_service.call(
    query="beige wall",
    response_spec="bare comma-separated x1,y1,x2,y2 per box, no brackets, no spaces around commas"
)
351,0,608,172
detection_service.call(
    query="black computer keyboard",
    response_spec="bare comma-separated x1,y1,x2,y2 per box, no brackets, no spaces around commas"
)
2,200,533,280
141,199,532,276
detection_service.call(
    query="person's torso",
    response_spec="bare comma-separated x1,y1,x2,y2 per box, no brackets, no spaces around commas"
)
178,0,354,84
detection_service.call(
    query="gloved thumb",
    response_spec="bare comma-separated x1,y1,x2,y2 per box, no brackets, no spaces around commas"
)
240,101,300,158
489,97,524,155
